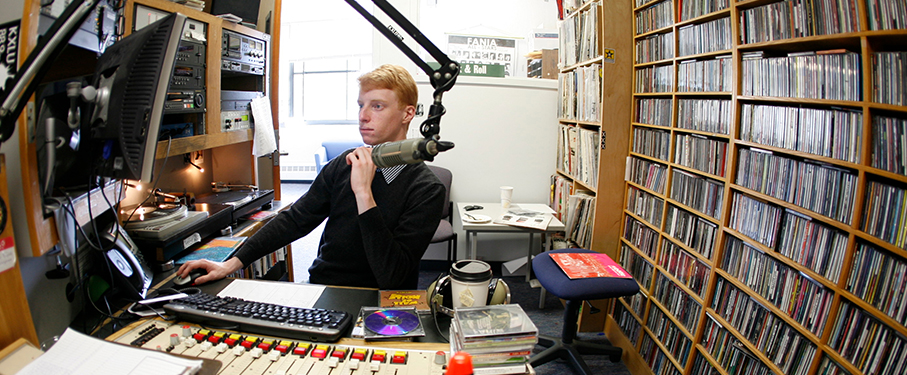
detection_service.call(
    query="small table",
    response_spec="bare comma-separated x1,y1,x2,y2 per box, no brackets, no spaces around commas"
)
457,203,566,280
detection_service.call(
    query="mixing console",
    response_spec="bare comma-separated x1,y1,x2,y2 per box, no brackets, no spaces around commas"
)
109,320,449,375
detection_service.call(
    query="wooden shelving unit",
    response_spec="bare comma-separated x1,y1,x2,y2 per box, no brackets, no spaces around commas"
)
553,0,632,258
13,0,272,257
607,0,907,373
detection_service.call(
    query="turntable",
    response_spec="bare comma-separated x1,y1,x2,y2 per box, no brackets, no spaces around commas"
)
122,202,234,262
122,204,207,240
195,189,274,223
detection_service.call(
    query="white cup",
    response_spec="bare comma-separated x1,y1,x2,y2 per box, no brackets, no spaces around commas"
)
450,260,493,308
500,186,513,208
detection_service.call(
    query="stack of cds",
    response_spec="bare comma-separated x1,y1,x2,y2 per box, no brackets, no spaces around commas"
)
451,304,538,375
170,0,204,11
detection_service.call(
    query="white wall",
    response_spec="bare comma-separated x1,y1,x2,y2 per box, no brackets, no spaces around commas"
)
369,0,562,263
416,76,558,262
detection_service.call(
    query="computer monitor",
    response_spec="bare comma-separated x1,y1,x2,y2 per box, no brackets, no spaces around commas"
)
86,12,186,183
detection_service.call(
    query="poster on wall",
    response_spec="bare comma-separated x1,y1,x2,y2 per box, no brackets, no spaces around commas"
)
0,20,20,101
447,35,517,77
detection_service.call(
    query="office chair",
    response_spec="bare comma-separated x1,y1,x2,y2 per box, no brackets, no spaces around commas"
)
314,140,364,173
427,165,457,265
530,248,639,375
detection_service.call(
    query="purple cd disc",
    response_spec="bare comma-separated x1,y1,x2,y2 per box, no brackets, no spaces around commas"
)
364,309,420,336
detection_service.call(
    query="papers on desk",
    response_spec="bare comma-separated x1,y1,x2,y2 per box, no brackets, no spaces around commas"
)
493,208,553,230
217,279,325,309
15,328,202,375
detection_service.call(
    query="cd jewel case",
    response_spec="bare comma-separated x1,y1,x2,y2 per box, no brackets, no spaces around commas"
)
352,306,425,340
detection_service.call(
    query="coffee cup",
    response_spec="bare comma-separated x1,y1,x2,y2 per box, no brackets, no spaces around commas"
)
449,260,493,308
500,186,513,208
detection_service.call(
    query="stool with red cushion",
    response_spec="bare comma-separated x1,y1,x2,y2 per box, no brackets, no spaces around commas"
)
530,248,639,375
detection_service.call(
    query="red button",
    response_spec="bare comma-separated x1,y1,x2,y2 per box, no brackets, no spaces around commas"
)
207,336,221,344
275,345,289,353
293,346,309,356
312,348,328,359
258,343,271,351
332,351,345,359
193,333,206,342
351,352,366,360
224,338,237,347
372,354,385,362
392,355,406,364
241,341,255,349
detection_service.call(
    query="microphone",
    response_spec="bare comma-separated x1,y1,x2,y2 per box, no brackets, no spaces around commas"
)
371,137,454,168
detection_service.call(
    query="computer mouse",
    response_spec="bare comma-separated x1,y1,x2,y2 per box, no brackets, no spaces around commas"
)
174,269,208,287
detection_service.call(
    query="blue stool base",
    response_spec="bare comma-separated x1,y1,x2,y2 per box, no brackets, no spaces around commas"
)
532,335,622,375
530,249,637,375
530,299,622,375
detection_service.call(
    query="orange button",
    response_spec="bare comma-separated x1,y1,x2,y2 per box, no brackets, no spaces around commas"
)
311,345,330,359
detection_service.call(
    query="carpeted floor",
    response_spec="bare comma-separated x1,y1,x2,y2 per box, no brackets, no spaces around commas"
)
281,182,632,374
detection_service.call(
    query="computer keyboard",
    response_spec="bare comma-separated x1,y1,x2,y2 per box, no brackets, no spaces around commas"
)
163,292,352,342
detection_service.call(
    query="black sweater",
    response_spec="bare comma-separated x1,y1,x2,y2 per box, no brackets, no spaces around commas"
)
234,150,445,289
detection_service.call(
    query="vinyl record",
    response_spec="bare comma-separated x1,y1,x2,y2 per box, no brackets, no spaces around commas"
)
364,309,420,336
123,204,188,229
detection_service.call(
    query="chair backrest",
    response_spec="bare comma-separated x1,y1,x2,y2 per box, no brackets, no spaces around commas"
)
427,165,452,218
323,140,365,161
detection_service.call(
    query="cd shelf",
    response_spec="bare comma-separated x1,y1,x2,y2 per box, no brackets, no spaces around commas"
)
609,0,907,372
552,0,632,263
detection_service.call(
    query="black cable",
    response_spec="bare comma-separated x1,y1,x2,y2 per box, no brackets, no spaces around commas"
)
84,136,172,306
433,314,450,343
121,137,173,224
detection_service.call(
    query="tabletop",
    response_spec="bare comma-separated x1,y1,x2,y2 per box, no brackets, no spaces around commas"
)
456,202,565,232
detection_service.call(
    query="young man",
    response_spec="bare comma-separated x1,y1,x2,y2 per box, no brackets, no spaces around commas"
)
178,64,445,289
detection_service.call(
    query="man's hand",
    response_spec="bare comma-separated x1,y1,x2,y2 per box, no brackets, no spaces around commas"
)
176,257,243,285
346,146,377,214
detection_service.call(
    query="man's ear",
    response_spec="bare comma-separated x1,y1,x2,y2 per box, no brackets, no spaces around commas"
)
402,105,416,124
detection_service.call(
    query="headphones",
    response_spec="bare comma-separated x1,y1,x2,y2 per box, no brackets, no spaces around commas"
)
427,273,511,318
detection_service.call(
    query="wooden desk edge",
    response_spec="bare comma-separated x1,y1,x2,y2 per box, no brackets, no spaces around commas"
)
0,338,42,375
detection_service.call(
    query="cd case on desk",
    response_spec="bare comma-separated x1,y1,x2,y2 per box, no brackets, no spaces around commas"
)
453,304,538,341
351,306,425,341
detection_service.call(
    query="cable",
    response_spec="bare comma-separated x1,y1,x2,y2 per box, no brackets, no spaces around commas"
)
121,136,173,224
433,314,450,343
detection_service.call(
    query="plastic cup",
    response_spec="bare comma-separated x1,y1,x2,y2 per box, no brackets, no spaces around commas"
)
500,186,513,208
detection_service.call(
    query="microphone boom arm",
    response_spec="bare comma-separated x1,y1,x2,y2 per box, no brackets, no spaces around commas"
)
344,0,458,160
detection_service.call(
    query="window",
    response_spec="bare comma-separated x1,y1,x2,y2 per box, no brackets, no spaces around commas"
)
286,57,369,124
279,1,371,126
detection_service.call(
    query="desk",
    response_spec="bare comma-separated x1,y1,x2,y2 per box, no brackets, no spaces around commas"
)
194,279,448,343
457,203,565,280
101,279,453,375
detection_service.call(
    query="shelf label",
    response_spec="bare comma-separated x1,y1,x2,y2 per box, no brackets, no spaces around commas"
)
604,48,616,63
0,236,16,274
